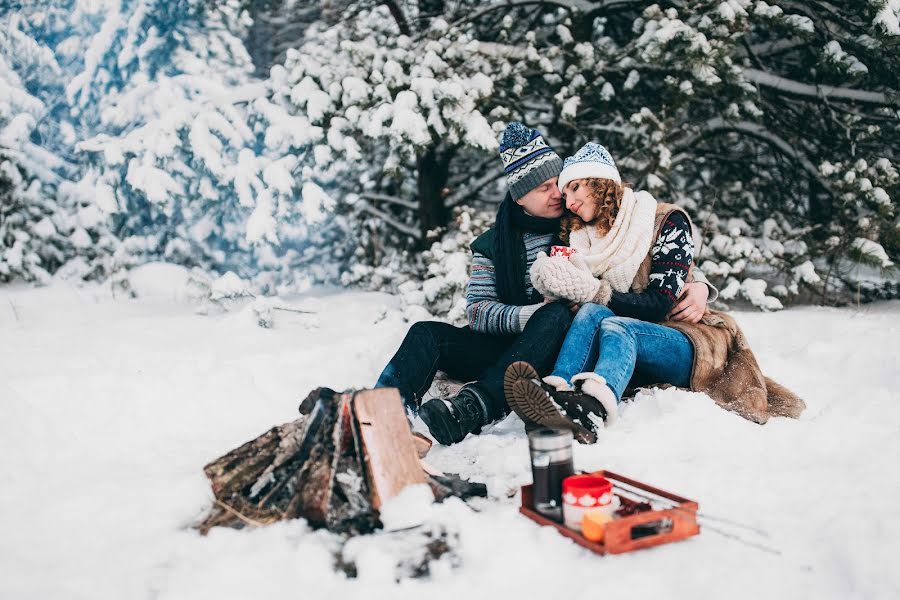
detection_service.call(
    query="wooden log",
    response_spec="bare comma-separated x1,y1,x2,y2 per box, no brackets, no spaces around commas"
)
196,418,311,534
202,423,288,500
352,388,426,509
283,393,343,525
196,387,487,535
325,395,377,534
298,386,337,415
254,398,330,508
412,432,433,458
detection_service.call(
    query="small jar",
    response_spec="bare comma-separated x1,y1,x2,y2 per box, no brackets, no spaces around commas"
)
528,428,575,522
562,474,614,531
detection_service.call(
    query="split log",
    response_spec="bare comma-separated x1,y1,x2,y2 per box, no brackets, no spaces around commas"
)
353,388,427,509
326,395,378,532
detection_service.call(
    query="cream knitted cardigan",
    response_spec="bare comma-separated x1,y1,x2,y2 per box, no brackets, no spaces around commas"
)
566,188,657,292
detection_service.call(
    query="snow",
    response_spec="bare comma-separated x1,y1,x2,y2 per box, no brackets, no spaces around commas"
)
126,262,195,301
262,156,297,195
852,238,894,268
300,181,336,223
2,284,900,598
32,217,57,238
390,91,430,146
785,14,814,33
874,0,900,35
753,1,782,18
624,70,640,90
209,271,249,300
561,96,580,119
740,277,784,311
379,484,437,531
824,41,868,75
245,189,278,244
69,227,92,248
125,159,182,204
792,260,821,284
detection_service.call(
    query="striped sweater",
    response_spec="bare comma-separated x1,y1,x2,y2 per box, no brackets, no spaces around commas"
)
466,231,554,335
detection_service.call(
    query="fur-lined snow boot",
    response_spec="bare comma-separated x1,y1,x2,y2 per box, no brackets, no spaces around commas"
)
570,372,618,426
504,361,608,444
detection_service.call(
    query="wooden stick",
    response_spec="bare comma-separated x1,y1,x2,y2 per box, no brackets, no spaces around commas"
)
214,500,268,529
271,307,316,315
612,484,781,555
7,299,20,322
611,480,770,537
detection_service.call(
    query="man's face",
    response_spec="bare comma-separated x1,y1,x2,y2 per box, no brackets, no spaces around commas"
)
515,177,564,218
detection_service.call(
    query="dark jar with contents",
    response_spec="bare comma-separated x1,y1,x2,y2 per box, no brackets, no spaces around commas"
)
527,428,574,522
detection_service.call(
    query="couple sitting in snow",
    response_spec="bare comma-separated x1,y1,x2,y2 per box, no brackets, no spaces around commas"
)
374,122,804,445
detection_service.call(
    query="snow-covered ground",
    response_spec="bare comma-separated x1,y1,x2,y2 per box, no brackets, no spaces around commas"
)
2,281,899,600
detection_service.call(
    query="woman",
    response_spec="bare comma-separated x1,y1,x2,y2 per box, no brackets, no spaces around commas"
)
504,143,805,443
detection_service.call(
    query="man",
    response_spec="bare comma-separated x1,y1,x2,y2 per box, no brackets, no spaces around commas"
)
374,122,715,445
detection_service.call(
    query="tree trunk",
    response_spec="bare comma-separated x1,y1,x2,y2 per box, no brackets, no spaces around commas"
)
416,147,451,245
808,175,832,240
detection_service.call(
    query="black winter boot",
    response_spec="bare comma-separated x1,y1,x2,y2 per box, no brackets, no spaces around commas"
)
419,386,489,445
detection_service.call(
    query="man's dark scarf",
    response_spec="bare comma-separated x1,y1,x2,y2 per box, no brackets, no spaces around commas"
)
492,192,562,306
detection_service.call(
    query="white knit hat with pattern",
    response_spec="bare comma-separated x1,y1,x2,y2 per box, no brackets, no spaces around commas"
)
557,142,621,192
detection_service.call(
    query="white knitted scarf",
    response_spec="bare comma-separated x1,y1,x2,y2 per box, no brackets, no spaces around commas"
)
566,188,657,292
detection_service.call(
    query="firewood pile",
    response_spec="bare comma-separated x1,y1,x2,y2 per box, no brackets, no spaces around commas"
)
196,387,487,535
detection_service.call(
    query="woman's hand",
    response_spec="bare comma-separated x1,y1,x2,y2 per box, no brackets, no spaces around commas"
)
531,253,603,304
667,282,709,323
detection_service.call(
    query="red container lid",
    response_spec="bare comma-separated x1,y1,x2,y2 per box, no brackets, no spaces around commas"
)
562,475,613,506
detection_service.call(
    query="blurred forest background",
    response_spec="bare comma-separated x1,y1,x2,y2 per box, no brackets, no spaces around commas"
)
1,0,897,319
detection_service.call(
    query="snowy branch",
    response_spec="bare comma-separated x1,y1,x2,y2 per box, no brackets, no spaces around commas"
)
471,41,526,60
672,118,831,192
360,193,418,211
358,200,422,240
743,68,897,107
452,0,612,28
3,147,63,184
741,39,807,58
447,169,503,206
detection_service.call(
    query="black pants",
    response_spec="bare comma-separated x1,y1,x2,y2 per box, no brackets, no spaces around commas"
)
375,302,574,421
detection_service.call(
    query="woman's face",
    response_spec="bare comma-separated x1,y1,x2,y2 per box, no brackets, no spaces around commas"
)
562,179,597,222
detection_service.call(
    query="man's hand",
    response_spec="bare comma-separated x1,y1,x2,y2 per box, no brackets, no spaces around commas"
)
668,281,709,323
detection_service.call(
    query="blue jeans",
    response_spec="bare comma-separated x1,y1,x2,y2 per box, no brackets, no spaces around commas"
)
549,304,694,401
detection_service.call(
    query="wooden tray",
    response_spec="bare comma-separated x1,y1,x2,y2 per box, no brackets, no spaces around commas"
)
519,470,700,555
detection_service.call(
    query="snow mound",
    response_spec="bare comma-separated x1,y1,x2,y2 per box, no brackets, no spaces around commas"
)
126,262,195,302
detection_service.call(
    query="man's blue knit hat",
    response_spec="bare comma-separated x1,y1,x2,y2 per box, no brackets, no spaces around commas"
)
498,122,563,200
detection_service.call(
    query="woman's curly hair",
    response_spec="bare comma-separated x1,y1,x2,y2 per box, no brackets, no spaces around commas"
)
559,178,627,242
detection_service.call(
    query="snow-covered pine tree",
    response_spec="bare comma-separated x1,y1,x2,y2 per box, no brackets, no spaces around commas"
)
2,0,896,311
255,2,552,293
69,0,259,275
0,12,113,283
461,0,899,307
2,0,356,290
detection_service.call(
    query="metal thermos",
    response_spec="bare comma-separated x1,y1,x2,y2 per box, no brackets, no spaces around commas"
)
528,428,574,522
